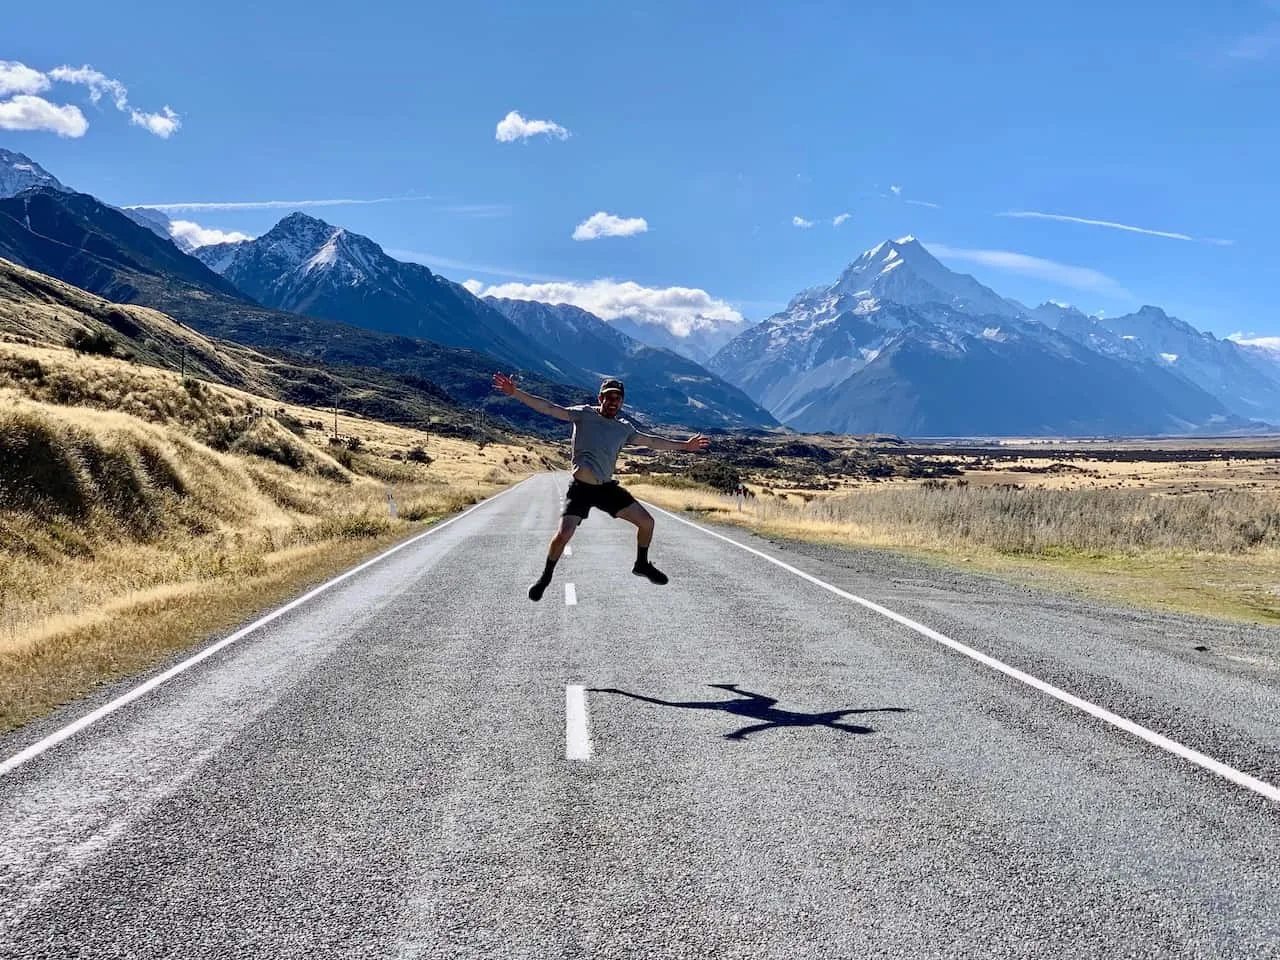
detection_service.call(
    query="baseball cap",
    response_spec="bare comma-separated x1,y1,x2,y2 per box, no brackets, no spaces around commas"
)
599,378,625,395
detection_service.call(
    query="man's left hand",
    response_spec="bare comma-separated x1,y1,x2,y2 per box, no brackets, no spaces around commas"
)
683,434,710,452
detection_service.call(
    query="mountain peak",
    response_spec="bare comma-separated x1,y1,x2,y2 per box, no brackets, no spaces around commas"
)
829,236,1022,319
274,210,331,232
0,148,71,199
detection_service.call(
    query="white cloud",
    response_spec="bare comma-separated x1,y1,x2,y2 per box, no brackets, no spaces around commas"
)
890,185,902,195
927,242,1131,298
0,60,51,96
1228,333,1280,356
905,199,941,208
130,105,180,138
469,278,744,338
48,64,129,109
572,211,648,240
495,110,570,142
792,215,814,228
0,61,180,138
130,196,425,212
832,213,851,226
168,219,253,248
462,278,485,295
0,95,88,137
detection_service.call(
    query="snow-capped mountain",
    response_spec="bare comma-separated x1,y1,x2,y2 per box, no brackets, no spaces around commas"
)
0,149,71,199
710,239,1244,436
1029,302,1280,422
823,235,1026,319
194,212,582,380
486,298,776,428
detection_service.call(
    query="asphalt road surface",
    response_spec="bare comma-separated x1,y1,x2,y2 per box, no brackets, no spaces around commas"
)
2,472,1278,959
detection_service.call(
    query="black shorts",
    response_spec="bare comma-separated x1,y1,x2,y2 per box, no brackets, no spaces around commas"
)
563,479,637,520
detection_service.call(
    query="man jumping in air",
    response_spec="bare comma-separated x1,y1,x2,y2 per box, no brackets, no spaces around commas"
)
492,373,711,601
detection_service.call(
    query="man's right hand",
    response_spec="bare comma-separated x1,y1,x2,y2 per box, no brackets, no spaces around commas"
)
492,372,517,396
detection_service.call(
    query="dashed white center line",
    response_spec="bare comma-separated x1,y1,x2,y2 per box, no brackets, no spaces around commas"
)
565,685,592,760
565,583,577,605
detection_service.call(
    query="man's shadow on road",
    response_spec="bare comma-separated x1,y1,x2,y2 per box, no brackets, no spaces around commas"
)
589,683,909,741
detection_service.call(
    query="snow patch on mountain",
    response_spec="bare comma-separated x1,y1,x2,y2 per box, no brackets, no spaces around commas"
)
0,148,70,198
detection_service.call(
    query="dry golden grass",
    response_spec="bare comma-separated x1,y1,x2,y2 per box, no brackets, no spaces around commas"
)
626,476,1280,625
0,339,559,732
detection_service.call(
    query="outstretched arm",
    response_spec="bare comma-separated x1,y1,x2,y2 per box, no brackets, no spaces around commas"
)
492,372,573,422
630,431,711,453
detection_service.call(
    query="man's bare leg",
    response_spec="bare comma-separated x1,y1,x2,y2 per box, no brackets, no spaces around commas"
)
617,503,668,585
529,515,580,601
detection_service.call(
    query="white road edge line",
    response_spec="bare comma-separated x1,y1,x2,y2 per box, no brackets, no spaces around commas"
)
565,685,592,760
564,544,572,557
0,478,533,780
650,503,1280,805
565,583,578,606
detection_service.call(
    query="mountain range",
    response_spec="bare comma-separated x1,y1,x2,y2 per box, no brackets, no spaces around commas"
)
3,146,1278,437
710,237,1277,436
0,150,775,430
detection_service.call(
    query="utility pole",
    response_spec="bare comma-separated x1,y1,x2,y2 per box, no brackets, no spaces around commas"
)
333,401,339,439
180,343,186,380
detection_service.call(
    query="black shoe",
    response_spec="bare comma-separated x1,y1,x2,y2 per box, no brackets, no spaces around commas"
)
632,561,669,585
528,578,550,601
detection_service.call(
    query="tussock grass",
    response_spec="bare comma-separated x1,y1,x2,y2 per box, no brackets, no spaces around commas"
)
627,476,1280,623
631,477,1280,556
803,484,1280,556
0,338,553,732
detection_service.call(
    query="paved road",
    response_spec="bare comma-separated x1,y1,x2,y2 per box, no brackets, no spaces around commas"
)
2,471,1278,959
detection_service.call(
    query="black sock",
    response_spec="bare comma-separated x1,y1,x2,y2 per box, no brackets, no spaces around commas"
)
636,545,649,566
539,556,558,582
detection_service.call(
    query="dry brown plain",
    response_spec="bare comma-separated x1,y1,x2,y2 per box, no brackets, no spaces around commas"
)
620,435,1280,627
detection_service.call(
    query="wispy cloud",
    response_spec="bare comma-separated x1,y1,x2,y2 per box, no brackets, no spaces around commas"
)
387,248,568,283
467,278,744,337
832,213,851,226
128,196,429,212
1227,21,1280,60
905,199,942,209
928,242,1131,298
1000,209,1233,246
999,209,1194,241
495,110,570,142
889,185,902,196
572,211,648,240
792,215,815,228
441,203,512,218
48,64,128,110
0,60,179,138
0,95,88,137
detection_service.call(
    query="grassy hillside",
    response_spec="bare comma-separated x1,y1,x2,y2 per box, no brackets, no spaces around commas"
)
0,259,565,732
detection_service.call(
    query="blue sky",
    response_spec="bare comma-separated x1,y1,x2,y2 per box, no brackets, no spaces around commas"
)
3,0,1278,339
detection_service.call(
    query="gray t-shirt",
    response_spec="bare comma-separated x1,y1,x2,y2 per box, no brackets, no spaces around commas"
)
566,404,638,482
